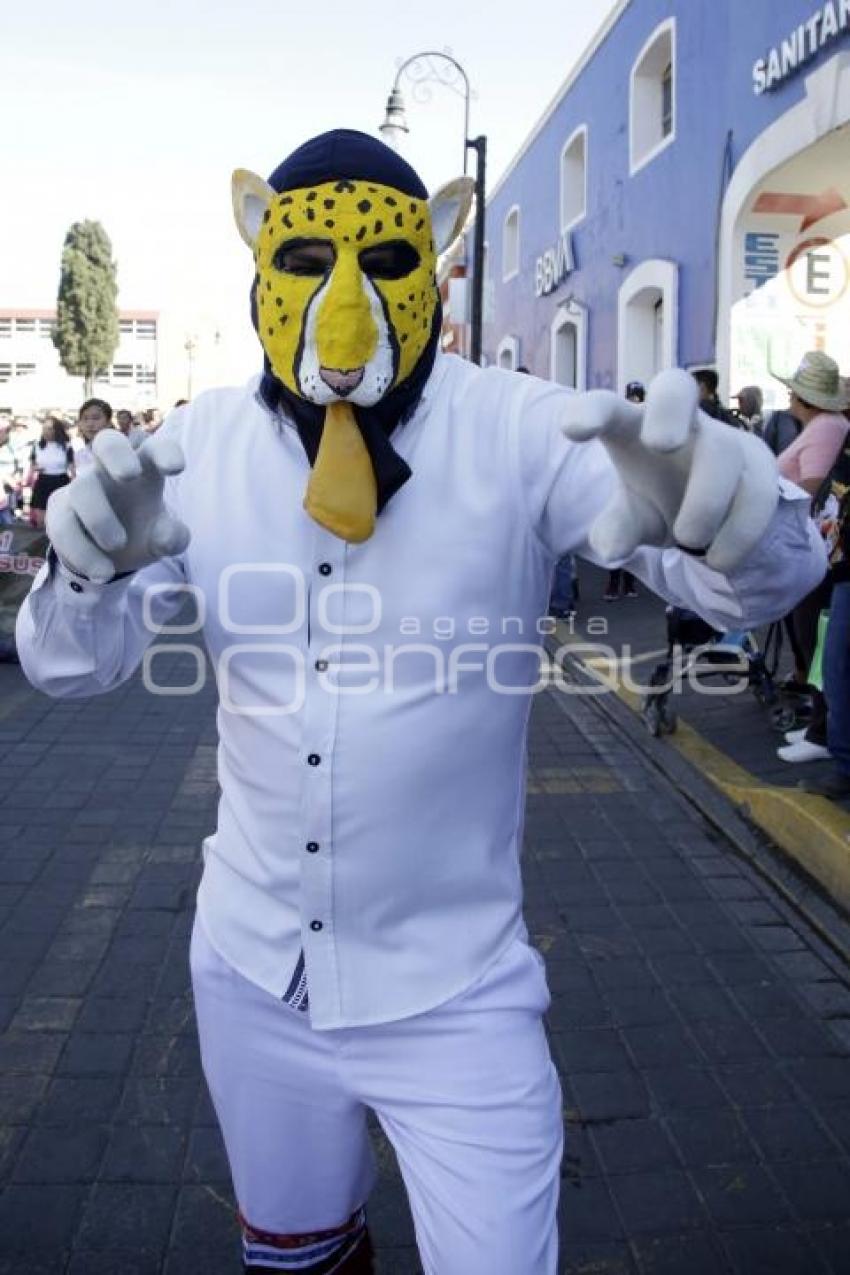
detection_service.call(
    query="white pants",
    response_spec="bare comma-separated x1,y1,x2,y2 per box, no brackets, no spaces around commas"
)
190,917,563,1275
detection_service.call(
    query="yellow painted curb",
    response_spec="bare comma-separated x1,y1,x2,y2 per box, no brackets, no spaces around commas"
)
553,625,850,914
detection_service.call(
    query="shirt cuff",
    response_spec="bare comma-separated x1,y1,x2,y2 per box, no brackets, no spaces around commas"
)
46,548,135,613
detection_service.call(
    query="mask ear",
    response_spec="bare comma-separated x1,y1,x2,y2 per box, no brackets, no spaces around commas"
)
232,169,276,248
428,176,475,255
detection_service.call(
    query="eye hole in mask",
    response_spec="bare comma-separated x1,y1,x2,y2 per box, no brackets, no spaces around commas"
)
273,238,336,277
358,241,421,280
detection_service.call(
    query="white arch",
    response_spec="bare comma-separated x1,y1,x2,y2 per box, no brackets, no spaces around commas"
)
502,205,520,280
617,258,679,393
629,16,676,175
560,124,588,233
715,50,850,395
550,300,587,390
496,335,520,370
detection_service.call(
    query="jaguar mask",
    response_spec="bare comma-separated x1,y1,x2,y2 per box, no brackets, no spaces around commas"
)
233,130,473,542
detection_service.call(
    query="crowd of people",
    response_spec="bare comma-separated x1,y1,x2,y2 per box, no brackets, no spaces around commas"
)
0,400,168,526
549,351,850,803
688,353,850,801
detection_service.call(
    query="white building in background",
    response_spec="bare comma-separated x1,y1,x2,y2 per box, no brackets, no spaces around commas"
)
0,304,257,416
0,308,159,414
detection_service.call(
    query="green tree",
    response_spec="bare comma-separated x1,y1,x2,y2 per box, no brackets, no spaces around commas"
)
53,220,120,396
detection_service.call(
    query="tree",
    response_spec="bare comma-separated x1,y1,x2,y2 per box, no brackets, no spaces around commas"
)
53,220,120,397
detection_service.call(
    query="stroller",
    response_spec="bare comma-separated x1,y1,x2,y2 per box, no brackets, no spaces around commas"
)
640,606,778,737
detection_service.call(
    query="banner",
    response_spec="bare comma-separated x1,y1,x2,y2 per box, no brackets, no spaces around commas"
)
0,524,48,652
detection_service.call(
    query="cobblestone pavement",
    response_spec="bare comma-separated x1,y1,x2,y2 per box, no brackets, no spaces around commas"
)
0,645,849,1274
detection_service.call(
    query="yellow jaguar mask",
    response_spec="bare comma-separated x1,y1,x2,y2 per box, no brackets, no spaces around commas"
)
233,135,472,543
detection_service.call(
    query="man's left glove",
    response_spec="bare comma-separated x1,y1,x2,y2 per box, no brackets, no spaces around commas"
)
562,368,779,574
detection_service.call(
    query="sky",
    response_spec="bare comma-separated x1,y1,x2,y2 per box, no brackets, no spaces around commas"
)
1,0,617,378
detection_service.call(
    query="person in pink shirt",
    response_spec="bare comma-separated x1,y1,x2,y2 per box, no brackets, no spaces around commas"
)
774,351,850,764
776,352,849,495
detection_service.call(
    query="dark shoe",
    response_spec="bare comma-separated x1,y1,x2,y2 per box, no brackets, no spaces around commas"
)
624,587,639,598
799,770,850,799
603,591,618,602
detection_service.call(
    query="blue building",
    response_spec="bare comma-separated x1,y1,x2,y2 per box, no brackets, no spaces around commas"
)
456,0,850,408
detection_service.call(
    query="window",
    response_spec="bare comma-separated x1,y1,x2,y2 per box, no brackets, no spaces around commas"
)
0,364,11,382
496,336,520,371
119,319,134,336
14,363,36,377
14,319,35,334
502,206,520,280
136,366,156,384
0,320,10,339
112,363,133,380
482,242,495,327
94,368,110,383
560,126,588,232
630,19,676,174
136,320,156,340
661,63,673,139
39,319,55,339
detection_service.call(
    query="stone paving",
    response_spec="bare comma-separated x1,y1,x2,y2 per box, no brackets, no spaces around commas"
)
0,642,849,1273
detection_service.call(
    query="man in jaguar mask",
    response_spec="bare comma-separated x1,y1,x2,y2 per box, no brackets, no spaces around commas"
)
18,130,824,1273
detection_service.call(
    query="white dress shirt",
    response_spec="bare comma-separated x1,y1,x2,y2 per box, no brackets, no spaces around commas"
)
16,354,825,1029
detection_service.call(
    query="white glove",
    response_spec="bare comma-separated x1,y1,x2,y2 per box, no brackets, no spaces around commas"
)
562,368,779,574
46,430,190,583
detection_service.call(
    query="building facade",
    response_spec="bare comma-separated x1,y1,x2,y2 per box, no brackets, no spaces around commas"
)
467,0,850,408
0,309,159,414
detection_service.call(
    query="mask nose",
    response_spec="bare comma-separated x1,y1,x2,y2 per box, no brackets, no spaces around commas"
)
315,251,378,376
319,367,364,395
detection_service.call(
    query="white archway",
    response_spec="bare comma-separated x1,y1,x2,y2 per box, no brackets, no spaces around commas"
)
496,335,520,370
715,50,850,396
617,258,678,392
550,300,587,390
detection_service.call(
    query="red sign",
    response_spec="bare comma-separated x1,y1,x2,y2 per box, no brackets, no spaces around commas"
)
752,188,848,233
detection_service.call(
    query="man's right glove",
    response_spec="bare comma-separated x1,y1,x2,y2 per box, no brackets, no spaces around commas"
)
46,430,190,583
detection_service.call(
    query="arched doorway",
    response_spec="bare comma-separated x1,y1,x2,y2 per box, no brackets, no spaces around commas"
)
716,51,850,399
617,259,678,392
727,121,850,409
550,302,587,390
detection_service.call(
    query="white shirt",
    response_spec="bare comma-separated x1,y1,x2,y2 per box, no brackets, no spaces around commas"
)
32,441,71,476
74,445,94,473
16,355,825,1029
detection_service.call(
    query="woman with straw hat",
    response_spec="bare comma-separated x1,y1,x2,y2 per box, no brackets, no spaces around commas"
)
774,351,849,764
775,351,850,496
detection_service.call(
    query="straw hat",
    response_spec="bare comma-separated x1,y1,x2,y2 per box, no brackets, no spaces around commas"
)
773,350,850,412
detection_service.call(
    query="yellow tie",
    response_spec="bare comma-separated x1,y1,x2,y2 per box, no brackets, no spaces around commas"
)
303,401,377,543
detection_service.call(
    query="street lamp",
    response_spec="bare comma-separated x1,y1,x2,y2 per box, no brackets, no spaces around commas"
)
379,51,486,366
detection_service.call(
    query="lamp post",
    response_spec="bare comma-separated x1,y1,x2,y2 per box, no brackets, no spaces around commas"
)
379,52,486,365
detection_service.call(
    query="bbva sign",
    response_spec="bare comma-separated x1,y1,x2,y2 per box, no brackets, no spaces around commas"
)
534,232,575,297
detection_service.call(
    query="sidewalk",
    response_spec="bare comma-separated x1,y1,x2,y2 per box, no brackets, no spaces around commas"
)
0,647,849,1272
554,563,850,921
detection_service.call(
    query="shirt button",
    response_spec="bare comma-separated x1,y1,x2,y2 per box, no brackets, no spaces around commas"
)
307,753,321,766
69,581,84,594
306,841,319,853
318,562,332,576
315,659,328,672
310,920,323,932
